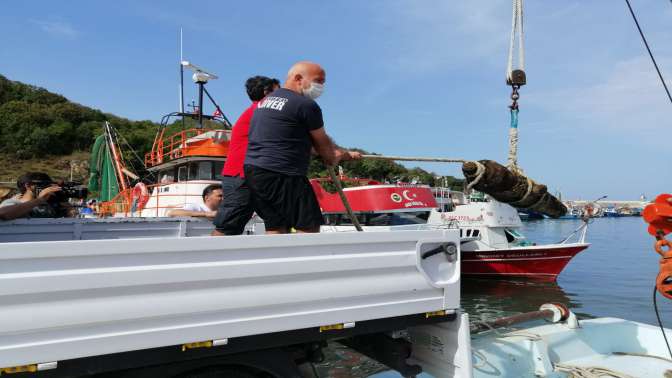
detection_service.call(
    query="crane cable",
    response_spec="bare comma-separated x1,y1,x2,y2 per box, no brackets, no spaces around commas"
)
623,0,672,106
626,0,672,359
506,0,526,174
506,0,525,83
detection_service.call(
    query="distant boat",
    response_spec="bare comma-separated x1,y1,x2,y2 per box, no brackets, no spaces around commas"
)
603,207,625,217
518,210,545,220
556,207,582,220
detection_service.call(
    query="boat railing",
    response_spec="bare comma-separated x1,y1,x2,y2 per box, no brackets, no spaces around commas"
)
558,220,590,245
145,128,230,167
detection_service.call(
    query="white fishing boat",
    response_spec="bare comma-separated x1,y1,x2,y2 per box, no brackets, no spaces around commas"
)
91,62,234,218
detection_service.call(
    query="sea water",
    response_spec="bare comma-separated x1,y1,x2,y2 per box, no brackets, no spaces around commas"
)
319,217,672,377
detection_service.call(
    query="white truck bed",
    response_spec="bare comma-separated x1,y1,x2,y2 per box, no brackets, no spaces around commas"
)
0,228,460,371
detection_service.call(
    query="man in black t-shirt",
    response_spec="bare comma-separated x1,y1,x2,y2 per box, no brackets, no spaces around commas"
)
244,61,361,234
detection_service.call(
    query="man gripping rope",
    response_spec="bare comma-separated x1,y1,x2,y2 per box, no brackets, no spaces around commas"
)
244,61,361,234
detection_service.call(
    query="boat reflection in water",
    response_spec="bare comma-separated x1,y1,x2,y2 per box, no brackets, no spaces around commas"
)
462,277,586,324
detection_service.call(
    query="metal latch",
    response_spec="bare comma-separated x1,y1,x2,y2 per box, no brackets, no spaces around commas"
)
319,322,356,332
0,362,57,375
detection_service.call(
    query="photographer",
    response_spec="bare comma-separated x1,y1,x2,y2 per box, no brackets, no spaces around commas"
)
0,172,78,220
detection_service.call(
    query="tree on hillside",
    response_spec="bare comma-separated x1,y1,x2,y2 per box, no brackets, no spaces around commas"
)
0,73,463,187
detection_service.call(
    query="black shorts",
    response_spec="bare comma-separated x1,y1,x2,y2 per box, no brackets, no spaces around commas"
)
212,175,254,235
244,164,323,231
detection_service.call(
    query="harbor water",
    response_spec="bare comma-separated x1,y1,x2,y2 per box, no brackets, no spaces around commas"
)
319,217,672,377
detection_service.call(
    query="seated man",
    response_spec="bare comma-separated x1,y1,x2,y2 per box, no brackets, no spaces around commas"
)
167,184,223,218
0,172,75,220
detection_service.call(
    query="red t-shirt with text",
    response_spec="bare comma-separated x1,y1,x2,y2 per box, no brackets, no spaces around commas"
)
222,101,258,177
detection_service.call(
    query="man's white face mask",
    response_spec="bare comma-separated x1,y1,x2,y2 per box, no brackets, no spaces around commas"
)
302,81,324,100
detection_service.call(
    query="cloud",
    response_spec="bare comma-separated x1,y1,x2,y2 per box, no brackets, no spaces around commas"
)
30,19,78,39
526,56,672,133
370,0,510,74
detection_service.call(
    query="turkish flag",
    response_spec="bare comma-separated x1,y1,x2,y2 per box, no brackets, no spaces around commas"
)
213,108,222,117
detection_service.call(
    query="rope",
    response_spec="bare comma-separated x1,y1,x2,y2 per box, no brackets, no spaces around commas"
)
466,161,486,191
506,0,525,82
613,351,672,363
360,154,465,163
554,363,635,378
507,108,520,171
510,176,534,207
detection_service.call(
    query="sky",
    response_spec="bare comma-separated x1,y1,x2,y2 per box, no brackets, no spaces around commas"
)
1,1,670,200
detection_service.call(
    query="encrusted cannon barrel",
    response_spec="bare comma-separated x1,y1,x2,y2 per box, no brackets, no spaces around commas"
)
462,160,567,218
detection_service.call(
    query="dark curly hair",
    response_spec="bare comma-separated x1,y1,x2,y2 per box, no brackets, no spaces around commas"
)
245,76,280,101
17,172,53,194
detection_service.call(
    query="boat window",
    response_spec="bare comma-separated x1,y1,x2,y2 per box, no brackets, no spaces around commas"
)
367,212,430,226
459,229,463,237
507,229,523,238
198,162,213,180
185,162,214,180
213,161,224,180
177,165,188,182
472,229,480,237
187,163,199,181
159,169,174,184
505,229,516,243
323,211,430,226
466,229,471,237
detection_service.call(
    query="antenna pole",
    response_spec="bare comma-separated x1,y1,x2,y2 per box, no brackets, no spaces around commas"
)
179,28,185,114
197,82,204,128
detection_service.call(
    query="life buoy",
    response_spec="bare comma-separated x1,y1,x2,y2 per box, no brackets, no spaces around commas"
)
131,182,150,212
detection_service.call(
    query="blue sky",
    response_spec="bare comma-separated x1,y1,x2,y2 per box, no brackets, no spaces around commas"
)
1,1,670,200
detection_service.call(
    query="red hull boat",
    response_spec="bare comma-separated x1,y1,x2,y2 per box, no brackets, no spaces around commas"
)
460,244,589,280
313,180,590,280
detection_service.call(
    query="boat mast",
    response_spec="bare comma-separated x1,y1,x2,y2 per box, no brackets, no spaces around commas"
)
104,121,129,193
179,28,185,114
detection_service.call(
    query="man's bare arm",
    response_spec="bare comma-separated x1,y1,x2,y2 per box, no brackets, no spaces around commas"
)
309,128,362,166
0,199,45,220
309,128,337,165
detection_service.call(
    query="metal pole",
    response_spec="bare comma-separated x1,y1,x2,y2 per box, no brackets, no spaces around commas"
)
361,154,466,163
202,85,232,128
179,28,184,114
327,166,363,232
471,309,554,334
197,82,204,128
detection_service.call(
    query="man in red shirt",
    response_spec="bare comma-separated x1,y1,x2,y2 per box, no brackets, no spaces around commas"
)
212,76,279,235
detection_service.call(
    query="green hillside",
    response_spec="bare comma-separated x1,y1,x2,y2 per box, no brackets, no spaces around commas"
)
0,74,462,189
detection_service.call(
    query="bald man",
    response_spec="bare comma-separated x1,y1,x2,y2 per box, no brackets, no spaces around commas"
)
244,61,361,234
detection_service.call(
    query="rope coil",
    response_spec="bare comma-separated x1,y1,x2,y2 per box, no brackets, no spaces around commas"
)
465,161,487,191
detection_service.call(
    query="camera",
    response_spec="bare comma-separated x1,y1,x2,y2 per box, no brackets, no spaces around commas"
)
33,180,88,203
